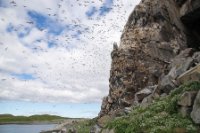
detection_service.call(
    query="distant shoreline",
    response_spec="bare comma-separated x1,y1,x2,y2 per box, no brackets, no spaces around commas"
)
0,114,69,125
0,121,60,125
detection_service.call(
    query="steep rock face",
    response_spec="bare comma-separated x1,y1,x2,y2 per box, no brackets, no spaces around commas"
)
98,0,200,123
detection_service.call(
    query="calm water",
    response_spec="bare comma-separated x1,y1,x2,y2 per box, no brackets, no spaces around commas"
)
0,124,57,133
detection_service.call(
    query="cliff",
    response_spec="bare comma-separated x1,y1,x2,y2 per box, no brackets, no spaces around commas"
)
42,0,200,132
96,0,200,131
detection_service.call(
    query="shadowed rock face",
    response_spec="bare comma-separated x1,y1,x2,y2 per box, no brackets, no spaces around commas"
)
98,0,200,125
180,0,200,49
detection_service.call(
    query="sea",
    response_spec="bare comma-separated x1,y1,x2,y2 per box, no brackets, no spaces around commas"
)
0,124,57,133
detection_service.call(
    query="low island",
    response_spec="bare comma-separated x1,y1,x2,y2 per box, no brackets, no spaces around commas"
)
0,114,68,125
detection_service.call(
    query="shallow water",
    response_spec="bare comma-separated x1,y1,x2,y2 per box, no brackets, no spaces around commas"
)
0,124,57,133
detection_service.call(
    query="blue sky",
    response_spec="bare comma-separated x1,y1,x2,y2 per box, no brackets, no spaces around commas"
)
86,6,98,17
0,0,140,118
85,0,113,17
11,73,36,80
27,10,64,35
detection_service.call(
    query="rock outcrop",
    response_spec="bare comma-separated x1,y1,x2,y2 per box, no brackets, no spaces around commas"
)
97,0,200,129
191,90,200,124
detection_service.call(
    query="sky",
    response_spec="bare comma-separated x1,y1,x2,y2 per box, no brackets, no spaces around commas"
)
0,0,140,118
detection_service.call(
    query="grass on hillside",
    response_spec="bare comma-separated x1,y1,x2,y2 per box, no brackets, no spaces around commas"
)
106,81,200,133
0,114,67,124
67,118,96,133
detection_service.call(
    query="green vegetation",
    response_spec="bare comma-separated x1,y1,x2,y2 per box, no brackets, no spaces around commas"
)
106,81,200,133
68,118,96,133
0,114,67,124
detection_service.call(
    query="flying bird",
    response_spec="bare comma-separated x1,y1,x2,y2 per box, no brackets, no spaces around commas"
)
26,21,34,24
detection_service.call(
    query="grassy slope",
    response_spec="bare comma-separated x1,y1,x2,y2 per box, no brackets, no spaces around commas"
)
0,114,67,124
106,81,200,133
66,118,96,133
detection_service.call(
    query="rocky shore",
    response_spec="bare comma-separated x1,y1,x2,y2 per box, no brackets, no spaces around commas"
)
40,119,91,133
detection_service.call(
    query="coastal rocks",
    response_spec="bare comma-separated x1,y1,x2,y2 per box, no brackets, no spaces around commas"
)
178,91,197,107
193,52,200,64
124,107,132,114
159,75,177,94
135,86,155,102
177,64,200,84
177,91,197,117
191,91,200,124
158,48,194,93
40,129,67,133
40,119,90,133
97,115,112,128
168,48,194,79
158,49,200,94
140,94,154,108
90,125,101,133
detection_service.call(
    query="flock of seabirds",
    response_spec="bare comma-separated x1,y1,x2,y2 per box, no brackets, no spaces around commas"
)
0,0,137,104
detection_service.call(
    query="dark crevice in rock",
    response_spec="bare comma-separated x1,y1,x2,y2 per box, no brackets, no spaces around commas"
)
175,0,187,7
181,7,200,49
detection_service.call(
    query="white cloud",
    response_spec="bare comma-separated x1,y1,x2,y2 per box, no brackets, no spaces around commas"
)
22,28,46,45
0,0,140,103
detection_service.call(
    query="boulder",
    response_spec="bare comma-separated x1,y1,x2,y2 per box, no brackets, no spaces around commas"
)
97,115,112,128
177,64,200,84
90,124,101,133
135,87,154,102
124,107,132,114
159,75,176,94
151,85,160,98
158,48,194,94
109,109,126,118
140,94,154,108
193,52,200,64
170,48,194,67
178,91,197,107
168,57,193,79
191,91,200,124
119,98,132,107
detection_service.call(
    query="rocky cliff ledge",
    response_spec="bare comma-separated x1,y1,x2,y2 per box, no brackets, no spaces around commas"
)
96,0,200,131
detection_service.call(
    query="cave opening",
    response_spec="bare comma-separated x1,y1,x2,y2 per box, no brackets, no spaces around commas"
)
181,7,200,49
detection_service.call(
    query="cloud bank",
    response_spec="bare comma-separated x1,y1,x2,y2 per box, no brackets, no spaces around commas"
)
0,0,140,103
